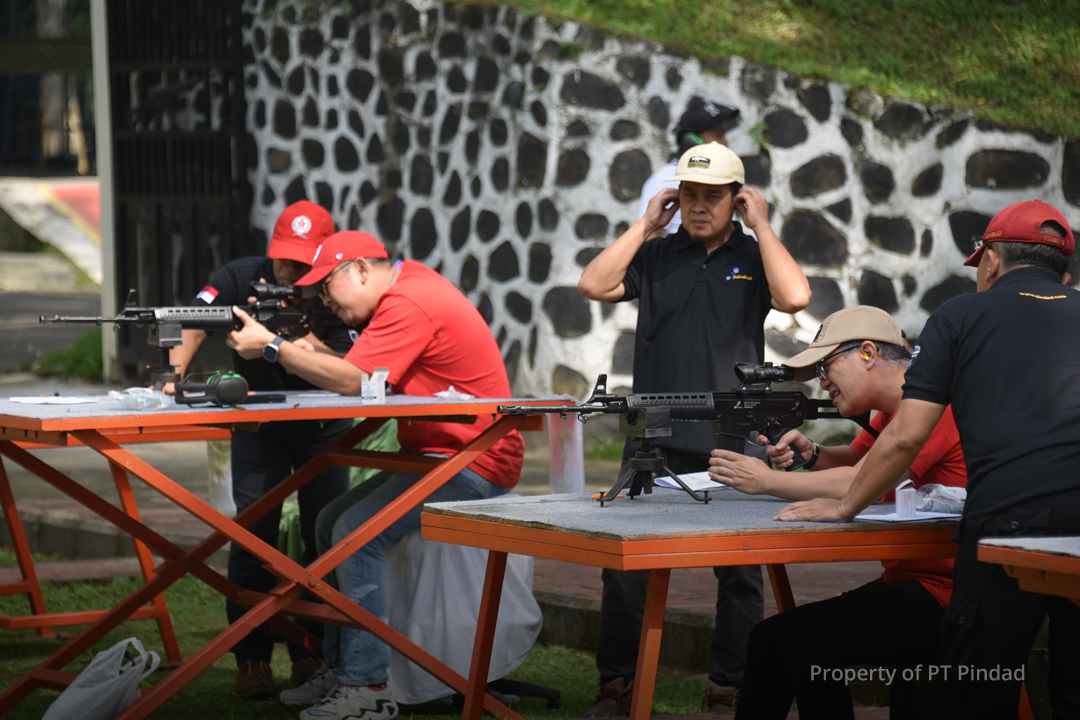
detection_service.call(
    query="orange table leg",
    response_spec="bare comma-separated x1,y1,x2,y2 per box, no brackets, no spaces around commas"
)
629,568,671,720
767,564,796,613
108,460,182,665
462,550,508,720
0,457,53,638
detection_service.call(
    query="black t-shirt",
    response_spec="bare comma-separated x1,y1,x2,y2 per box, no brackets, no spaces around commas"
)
619,223,773,456
193,256,355,391
902,266,1080,528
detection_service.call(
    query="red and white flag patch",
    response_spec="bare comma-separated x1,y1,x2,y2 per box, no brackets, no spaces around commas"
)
196,286,219,304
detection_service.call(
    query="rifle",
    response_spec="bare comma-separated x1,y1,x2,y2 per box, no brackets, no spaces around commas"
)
498,363,876,505
40,284,345,388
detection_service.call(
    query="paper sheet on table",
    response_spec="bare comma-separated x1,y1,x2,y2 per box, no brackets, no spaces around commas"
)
855,510,962,522
655,471,731,492
9,396,100,405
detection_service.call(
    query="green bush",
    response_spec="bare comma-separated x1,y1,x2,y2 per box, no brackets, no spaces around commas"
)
33,327,103,381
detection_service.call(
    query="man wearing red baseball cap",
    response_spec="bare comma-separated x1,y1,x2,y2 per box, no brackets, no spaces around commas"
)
227,230,524,720
170,200,353,699
778,200,1080,719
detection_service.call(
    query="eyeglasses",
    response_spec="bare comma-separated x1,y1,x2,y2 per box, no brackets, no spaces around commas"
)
971,236,996,253
815,347,851,382
319,260,354,300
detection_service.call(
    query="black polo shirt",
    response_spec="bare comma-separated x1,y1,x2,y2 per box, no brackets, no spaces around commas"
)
619,223,772,456
902,266,1080,530
194,256,355,392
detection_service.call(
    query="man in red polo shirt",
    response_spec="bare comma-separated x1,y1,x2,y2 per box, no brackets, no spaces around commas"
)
707,306,967,719
227,230,523,720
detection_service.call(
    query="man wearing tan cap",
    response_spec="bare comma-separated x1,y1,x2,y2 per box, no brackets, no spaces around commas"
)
779,200,1080,718
578,143,810,715
168,200,352,698
707,306,966,719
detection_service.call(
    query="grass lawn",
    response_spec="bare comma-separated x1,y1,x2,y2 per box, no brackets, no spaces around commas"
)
484,0,1080,137
0,576,704,718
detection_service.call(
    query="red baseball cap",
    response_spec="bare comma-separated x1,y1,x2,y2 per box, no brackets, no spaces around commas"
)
294,230,389,292
268,201,335,265
964,200,1075,267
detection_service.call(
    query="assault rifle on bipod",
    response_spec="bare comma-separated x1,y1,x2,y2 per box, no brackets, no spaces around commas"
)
498,363,876,506
40,284,345,389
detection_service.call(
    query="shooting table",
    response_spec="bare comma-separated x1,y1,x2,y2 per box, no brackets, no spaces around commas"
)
979,536,1080,605
422,491,960,720
0,392,558,719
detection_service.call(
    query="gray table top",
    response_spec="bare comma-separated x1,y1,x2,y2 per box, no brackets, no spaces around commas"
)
0,392,556,431
425,490,958,542
980,536,1080,559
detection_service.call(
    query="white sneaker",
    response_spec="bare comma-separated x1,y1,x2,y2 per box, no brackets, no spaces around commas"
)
299,684,398,720
279,666,338,706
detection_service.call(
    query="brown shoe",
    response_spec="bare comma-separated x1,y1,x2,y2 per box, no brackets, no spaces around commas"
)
234,659,275,699
581,677,634,718
702,683,739,714
289,657,324,687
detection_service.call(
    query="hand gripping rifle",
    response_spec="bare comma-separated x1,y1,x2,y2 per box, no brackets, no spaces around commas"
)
498,362,876,506
40,284,344,389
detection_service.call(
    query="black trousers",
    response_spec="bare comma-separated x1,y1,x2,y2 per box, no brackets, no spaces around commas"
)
227,418,352,666
735,578,944,720
942,489,1080,720
596,446,764,687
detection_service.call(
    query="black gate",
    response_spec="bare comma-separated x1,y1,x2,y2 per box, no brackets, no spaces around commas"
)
107,0,254,379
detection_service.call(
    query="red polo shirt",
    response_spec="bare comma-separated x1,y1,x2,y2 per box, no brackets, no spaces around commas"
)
344,261,523,488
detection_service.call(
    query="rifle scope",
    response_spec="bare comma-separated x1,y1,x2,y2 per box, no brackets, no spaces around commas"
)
250,282,302,301
734,362,795,384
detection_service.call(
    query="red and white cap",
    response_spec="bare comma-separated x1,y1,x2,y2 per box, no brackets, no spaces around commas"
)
294,230,389,290
964,199,1075,267
268,201,335,265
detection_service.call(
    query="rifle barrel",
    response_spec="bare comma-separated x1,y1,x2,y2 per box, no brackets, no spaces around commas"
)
39,315,139,324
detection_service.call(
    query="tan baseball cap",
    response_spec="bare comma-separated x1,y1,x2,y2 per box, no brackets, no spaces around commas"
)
784,306,911,382
665,143,745,185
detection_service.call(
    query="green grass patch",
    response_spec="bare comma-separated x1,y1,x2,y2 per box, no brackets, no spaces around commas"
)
25,235,99,289
584,433,624,461
479,0,1080,137
0,576,704,719
33,326,103,381
0,547,59,567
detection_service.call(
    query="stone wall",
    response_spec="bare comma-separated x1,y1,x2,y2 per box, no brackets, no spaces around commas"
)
240,0,1080,399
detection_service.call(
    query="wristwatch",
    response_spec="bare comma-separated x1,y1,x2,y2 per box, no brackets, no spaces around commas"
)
802,441,821,470
262,336,285,363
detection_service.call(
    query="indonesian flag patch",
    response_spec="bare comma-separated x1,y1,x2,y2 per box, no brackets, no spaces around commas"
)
196,286,219,304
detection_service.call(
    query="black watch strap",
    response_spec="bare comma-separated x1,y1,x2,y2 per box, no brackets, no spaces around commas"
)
802,441,821,470
262,336,285,363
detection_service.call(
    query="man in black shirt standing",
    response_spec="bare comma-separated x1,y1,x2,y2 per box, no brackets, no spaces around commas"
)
779,199,1080,719
170,201,353,699
578,142,811,714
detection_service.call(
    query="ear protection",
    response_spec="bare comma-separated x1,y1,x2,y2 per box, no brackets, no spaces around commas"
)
863,354,870,360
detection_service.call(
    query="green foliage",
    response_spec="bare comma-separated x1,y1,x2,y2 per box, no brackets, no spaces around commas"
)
0,576,704,719
584,433,624,460
0,547,58,567
33,327,103,381
464,0,1080,137
748,121,770,150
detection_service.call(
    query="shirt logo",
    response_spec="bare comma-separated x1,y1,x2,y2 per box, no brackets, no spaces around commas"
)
291,215,312,238
910,345,921,364
725,266,752,281
348,329,360,344
1019,292,1067,300
687,156,711,170
196,286,219,304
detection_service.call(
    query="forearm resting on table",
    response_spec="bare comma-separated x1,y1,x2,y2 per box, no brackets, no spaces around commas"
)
835,399,944,520
277,342,368,395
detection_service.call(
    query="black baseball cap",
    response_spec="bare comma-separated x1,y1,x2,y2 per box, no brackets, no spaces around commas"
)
674,99,741,142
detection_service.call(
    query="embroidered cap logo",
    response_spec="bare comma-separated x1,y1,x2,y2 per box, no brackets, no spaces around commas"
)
687,156,711,170
291,215,312,238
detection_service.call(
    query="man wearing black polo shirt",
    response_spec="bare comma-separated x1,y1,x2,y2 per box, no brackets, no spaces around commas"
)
578,142,810,715
779,199,1080,719
169,201,354,699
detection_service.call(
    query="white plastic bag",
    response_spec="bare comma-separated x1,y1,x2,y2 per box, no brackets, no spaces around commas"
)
384,529,542,704
43,637,160,720
916,484,967,514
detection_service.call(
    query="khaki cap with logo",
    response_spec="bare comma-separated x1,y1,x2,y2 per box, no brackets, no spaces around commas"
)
784,306,911,382
665,142,745,186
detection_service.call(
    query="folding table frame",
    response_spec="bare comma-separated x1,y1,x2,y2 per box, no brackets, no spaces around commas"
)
422,504,961,720
0,397,556,720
